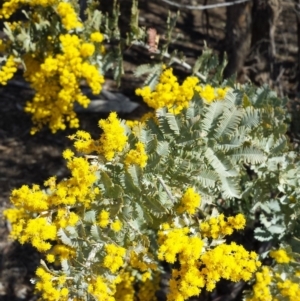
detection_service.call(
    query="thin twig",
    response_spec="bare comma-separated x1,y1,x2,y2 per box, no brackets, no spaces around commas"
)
132,40,206,80
160,0,251,10
157,176,175,203
163,50,207,81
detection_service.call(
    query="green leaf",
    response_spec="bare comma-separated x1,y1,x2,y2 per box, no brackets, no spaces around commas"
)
229,147,266,164
90,224,101,241
254,227,272,241
107,184,123,198
268,225,286,234
122,171,141,193
197,170,218,188
241,106,260,128
57,229,74,247
84,210,96,223
220,176,241,198
100,170,113,190
109,198,123,218
202,101,224,134
205,148,238,177
127,165,142,187
143,195,168,217
271,136,287,154
214,106,243,139
61,259,70,274
166,113,180,135
156,141,169,156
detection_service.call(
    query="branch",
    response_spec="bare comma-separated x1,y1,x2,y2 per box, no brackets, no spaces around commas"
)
132,40,207,81
157,176,176,203
160,0,251,10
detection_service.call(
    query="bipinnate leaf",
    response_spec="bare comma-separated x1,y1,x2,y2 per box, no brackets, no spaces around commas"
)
214,106,243,139
166,113,180,135
57,228,74,247
142,195,168,217
84,210,96,223
229,147,266,164
254,227,273,241
220,176,241,199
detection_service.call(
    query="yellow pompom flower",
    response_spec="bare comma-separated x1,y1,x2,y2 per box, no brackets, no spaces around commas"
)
136,67,199,112
269,249,291,264
56,2,82,31
0,55,18,85
98,210,110,228
103,244,126,273
98,112,128,160
80,43,95,57
90,32,104,43
111,220,122,232
177,187,201,215
124,142,148,168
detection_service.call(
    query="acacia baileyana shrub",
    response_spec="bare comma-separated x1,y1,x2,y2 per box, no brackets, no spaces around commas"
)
1,1,300,300
4,68,300,300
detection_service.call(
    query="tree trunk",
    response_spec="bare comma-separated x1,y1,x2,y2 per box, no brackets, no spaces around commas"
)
295,0,300,92
250,0,281,81
223,0,253,79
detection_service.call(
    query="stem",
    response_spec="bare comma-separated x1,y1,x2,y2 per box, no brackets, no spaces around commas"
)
157,176,175,203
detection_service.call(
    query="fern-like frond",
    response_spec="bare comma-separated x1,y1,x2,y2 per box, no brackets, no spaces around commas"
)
229,147,266,164
220,176,241,199
214,106,243,139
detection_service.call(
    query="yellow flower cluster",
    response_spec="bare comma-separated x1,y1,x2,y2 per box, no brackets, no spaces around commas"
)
35,267,69,301
158,223,260,301
177,187,201,215
137,275,160,301
9,184,49,212
114,271,135,301
91,32,104,43
0,55,18,85
200,213,246,238
158,226,206,300
54,209,79,229
200,242,260,291
124,142,148,168
98,210,110,228
111,220,122,232
125,112,156,133
3,209,57,252
46,244,76,264
45,156,98,208
195,85,229,104
68,112,128,160
0,0,76,20
96,209,123,231
4,151,98,255
23,33,104,133
56,2,82,31
103,244,126,273
277,279,300,301
88,276,115,301
136,67,199,113
69,130,95,154
245,266,273,301
20,217,57,252
269,248,291,264
0,0,53,19
136,67,229,112
129,249,157,273
98,112,128,160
